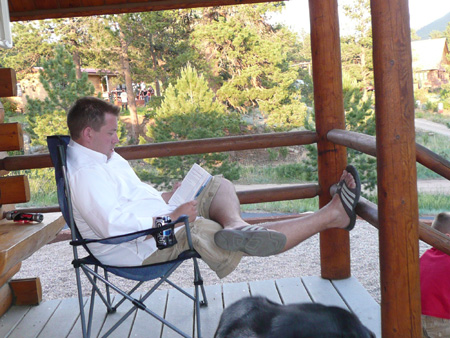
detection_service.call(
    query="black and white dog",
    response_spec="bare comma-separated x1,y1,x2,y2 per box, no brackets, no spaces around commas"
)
214,296,375,338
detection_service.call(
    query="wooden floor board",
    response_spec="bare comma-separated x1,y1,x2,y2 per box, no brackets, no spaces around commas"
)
99,294,137,338
2,277,381,338
302,276,349,309
276,277,312,304
221,282,250,308
198,284,223,338
36,297,81,338
7,299,60,338
162,288,195,338
248,279,281,303
129,290,167,338
332,278,381,337
0,304,30,337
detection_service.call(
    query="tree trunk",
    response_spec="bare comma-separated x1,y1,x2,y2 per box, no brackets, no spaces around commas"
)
73,50,82,80
149,34,162,97
119,27,139,142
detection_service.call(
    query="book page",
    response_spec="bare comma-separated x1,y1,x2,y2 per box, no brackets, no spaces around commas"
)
168,164,212,206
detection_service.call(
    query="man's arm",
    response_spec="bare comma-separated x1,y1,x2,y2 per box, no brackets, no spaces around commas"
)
145,200,198,240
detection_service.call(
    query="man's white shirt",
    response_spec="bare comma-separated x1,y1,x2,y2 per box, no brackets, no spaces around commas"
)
67,140,177,266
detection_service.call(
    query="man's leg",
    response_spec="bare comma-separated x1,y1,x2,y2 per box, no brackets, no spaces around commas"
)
208,169,358,254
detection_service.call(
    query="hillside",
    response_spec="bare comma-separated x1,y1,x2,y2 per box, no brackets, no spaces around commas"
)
417,11,450,39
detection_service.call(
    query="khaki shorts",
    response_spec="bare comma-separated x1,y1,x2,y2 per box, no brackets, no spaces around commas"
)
142,176,243,279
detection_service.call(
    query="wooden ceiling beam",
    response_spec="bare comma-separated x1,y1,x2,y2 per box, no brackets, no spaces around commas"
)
9,0,276,21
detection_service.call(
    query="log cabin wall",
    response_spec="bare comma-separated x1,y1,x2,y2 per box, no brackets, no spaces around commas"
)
0,67,30,317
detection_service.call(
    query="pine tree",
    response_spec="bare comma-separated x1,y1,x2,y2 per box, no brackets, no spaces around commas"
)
25,45,95,145
192,4,308,131
298,73,377,191
145,65,241,188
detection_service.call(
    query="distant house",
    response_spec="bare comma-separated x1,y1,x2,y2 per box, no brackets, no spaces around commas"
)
12,67,117,111
411,38,450,89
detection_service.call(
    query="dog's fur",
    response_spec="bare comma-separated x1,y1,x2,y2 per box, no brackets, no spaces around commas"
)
214,296,376,338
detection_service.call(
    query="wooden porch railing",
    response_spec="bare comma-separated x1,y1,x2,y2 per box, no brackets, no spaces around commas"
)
0,131,320,219
3,129,450,256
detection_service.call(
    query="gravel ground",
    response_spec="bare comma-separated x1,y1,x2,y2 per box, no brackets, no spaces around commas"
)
14,219,432,304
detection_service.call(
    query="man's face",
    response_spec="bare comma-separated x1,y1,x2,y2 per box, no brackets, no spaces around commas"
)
90,113,119,159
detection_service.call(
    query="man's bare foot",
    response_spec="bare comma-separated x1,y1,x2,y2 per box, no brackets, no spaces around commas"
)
328,165,361,230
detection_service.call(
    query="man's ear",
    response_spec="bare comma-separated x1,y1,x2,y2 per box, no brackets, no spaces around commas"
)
80,126,93,143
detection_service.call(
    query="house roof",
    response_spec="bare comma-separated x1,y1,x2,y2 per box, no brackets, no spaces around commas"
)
411,38,449,71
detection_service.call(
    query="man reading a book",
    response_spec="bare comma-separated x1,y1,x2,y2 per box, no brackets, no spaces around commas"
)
66,97,361,278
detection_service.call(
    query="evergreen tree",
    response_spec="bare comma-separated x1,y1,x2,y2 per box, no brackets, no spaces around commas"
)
340,0,373,88
129,10,203,97
46,17,95,79
299,73,377,192
192,4,308,131
0,21,54,79
25,45,95,145
144,65,241,188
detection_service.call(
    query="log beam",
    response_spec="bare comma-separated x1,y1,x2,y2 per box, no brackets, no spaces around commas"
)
371,0,422,335
0,69,17,98
0,123,24,152
0,176,30,205
0,284,13,318
10,0,278,21
327,129,450,180
0,131,318,171
0,213,65,276
10,278,42,305
309,0,349,279
357,196,450,256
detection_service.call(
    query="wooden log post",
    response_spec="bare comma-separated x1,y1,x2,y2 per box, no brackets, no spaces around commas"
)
309,0,350,279
371,0,422,336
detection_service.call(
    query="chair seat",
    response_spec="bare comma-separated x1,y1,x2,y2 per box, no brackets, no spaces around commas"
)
76,250,202,282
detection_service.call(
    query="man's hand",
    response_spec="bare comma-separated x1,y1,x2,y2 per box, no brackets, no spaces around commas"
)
170,200,198,223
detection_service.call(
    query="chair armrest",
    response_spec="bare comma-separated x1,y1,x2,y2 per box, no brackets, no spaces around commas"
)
73,215,192,248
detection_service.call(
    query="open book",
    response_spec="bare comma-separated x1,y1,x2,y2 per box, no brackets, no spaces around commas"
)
168,163,212,206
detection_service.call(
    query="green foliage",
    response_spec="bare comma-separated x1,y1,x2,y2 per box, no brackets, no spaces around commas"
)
33,110,69,146
28,45,95,114
296,73,377,191
144,65,241,188
25,45,95,146
0,98,18,122
0,22,54,79
340,0,373,88
192,5,308,130
13,169,58,207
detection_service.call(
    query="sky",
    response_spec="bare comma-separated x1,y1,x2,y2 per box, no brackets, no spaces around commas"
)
271,0,450,35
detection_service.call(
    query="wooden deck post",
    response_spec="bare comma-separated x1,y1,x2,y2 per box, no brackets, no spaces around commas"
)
309,0,350,279
371,0,422,336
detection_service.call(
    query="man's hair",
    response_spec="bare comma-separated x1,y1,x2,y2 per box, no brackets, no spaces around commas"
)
431,212,450,234
67,97,120,140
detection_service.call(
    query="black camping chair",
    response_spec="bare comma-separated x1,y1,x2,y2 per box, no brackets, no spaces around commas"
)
47,135,208,338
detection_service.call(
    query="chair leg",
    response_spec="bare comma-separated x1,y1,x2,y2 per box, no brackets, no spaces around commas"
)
192,257,208,338
104,269,113,311
74,266,89,338
193,258,208,306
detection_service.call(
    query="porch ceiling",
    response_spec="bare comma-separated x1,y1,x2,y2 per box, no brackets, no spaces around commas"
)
8,0,277,22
